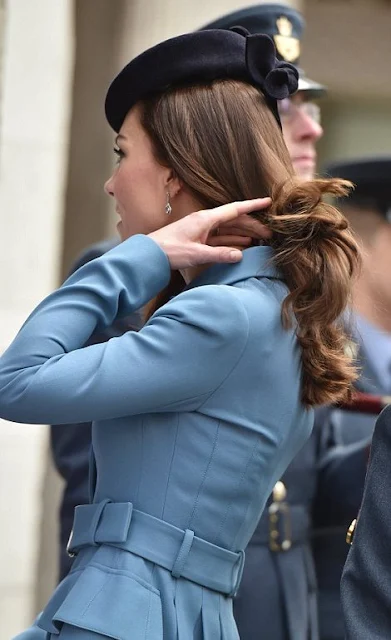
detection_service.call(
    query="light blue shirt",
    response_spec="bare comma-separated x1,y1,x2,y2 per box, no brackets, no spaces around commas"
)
354,313,391,393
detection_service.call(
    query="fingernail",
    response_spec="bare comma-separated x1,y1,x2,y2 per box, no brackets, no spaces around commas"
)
229,250,242,261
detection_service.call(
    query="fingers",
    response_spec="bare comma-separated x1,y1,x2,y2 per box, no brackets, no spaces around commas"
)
219,215,272,240
149,198,271,271
194,245,243,265
208,235,252,248
220,225,271,240
205,198,272,228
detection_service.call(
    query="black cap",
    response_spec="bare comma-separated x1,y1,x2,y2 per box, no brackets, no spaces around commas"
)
324,156,391,218
201,3,326,99
105,29,298,133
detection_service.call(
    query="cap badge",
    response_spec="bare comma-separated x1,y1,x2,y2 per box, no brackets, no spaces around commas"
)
274,16,300,63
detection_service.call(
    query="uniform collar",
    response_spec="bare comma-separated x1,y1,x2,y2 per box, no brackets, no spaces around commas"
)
184,245,282,290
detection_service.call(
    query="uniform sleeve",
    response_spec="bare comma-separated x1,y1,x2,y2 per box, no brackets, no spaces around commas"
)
341,405,391,639
0,234,249,425
312,407,371,527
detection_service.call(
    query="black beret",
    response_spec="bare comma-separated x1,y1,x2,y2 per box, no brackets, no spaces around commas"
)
105,29,298,133
324,156,391,218
201,3,326,98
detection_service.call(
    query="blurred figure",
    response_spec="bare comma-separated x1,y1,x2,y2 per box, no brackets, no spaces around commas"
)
201,5,325,640
312,156,391,640
204,3,324,183
279,94,322,180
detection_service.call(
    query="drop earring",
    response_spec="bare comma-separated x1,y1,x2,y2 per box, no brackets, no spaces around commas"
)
165,191,172,216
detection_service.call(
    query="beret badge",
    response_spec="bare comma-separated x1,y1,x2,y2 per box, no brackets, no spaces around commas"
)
274,15,300,63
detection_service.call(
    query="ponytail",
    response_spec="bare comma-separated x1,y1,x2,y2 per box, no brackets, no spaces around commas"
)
267,178,360,406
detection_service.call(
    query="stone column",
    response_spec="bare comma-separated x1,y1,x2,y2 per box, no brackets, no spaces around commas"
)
0,0,4,140
59,0,128,278
0,1,74,636
35,1,129,613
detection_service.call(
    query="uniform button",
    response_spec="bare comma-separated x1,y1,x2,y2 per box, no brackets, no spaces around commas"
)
272,481,287,502
346,518,357,545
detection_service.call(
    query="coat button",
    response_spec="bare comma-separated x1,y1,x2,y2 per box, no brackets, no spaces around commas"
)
346,518,357,545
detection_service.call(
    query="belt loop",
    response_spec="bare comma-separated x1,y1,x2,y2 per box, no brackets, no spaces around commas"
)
171,529,195,579
230,549,245,597
67,498,111,557
89,499,112,544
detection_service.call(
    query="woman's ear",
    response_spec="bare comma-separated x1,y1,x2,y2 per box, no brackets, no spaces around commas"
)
165,169,182,198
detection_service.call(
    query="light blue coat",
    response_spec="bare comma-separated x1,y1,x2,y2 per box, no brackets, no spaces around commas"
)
0,235,313,639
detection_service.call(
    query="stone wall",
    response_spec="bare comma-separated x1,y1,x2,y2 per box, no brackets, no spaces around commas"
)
0,1,74,637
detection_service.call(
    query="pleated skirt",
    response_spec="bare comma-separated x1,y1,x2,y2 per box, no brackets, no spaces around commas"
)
14,545,240,640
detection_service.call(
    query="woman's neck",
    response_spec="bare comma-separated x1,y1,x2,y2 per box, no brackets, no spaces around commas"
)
180,265,209,285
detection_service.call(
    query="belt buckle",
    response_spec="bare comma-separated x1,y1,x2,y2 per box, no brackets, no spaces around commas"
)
268,481,292,552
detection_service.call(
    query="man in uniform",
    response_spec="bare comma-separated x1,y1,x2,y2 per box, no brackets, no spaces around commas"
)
52,4,326,639
201,5,325,640
204,4,324,181
312,156,391,640
341,403,391,639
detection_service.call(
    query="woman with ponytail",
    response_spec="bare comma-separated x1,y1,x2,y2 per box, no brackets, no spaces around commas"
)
0,29,359,640
142,82,358,408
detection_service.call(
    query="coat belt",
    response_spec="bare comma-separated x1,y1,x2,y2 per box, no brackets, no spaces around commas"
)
67,499,245,597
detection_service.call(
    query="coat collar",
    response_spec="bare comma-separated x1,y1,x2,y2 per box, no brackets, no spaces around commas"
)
184,245,282,291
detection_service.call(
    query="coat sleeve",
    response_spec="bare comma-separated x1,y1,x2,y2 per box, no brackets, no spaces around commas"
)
0,234,249,425
50,238,143,580
341,404,391,639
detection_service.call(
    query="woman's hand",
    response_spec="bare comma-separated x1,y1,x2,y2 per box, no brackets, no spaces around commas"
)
207,213,272,250
148,198,271,270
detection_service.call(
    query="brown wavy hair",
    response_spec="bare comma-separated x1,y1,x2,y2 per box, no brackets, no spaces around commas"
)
140,79,361,407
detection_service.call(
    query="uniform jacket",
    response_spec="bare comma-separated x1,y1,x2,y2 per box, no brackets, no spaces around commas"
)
340,404,391,639
312,347,379,640
234,429,319,640
0,235,312,640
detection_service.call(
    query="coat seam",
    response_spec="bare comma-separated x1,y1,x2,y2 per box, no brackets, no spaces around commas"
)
197,293,250,411
187,421,221,529
161,414,180,520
